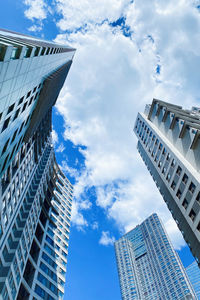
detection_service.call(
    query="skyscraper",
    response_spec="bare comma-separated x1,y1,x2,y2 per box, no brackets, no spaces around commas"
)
186,261,200,299
115,213,196,300
0,29,75,299
134,99,200,264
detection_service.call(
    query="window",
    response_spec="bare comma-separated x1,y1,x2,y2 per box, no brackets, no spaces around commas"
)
44,243,55,257
152,150,156,157
46,235,54,247
26,91,31,98
24,47,32,58
35,285,45,298
176,189,182,199
24,115,30,127
189,182,196,194
189,209,196,221
171,181,176,191
41,47,46,55
28,96,33,106
1,138,10,156
196,192,200,203
40,262,57,281
18,97,24,105
2,117,10,132
162,148,166,156
162,167,166,175
34,47,40,56
176,166,182,176
18,121,25,134
11,47,19,59
7,104,15,114
22,102,28,112
13,108,20,121
42,252,57,268
166,173,171,182
11,130,18,144
1,154,9,172
8,272,16,298
171,159,176,168
10,145,17,161
182,174,188,184
38,273,46,285
182,199,188,209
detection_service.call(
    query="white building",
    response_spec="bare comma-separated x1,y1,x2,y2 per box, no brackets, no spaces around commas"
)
134,99,200,264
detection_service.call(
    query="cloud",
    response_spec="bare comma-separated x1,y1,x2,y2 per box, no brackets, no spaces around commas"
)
163,218,185,251
28,24,43,32
91,221,98,230
60,160,81,178
54,11,200,249
99,231,115,246
55,0,130,31
56,143,65,153
71,201,88,229
24,0,47,20
52,129,58,145
22,0,200,249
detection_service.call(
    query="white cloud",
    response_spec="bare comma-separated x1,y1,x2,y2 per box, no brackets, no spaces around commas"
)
28,24,43,32
52,129,58,144
99,231,115,246
55,0,130,31
56,143,65,153
60,160,81,178
91,221,99,230
24,0,47,20
71,201,88,229
163,218,186,251
54,10,200,249
21,0,200,249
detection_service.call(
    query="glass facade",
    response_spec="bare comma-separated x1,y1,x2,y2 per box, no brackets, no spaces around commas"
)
115,214,196,300
0,29,75,299
186,261,200,299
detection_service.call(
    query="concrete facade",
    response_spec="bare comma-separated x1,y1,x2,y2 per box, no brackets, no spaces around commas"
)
134,99,200,264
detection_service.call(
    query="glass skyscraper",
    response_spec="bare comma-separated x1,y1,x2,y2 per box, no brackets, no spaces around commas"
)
0,29,75,299
115,213,196,300
134,99,200,264
186,261,200,299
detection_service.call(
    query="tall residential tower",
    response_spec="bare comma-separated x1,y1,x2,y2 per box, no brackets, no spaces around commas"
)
0,29,75,299
134,99,200,264
186,261,200,299
115,214,196,300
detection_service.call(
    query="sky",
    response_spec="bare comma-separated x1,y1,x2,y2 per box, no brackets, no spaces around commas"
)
1,0,200,299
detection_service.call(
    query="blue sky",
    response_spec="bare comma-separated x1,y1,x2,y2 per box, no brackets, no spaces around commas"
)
1,0,200,299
